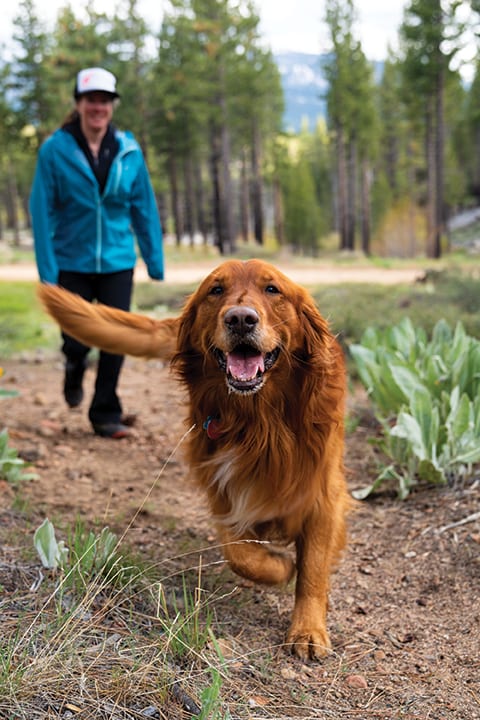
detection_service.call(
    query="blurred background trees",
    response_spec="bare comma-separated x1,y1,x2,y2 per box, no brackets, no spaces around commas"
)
1,0,480,259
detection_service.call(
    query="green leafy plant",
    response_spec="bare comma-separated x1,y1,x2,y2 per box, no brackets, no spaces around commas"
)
67,521,119,579
33,518,69,570
199,668,231,720
0,428,38,485
33,518,135,596
0,369,37,485
350,318,480,498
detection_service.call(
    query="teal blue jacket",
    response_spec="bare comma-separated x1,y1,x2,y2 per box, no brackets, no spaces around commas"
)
30,127,164,284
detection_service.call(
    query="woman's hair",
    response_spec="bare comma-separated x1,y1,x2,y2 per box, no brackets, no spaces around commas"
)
61,109,80,128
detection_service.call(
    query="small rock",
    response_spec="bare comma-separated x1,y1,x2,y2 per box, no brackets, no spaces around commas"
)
280,666,298,681
248,695,269,707
141,706,160,718
359,565,374,575
345,674,368,689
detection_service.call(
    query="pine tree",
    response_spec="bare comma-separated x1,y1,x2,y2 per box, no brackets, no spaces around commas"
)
400,0,464,258
323,0,378,253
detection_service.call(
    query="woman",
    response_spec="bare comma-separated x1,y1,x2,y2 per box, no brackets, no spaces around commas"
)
30,67,164,439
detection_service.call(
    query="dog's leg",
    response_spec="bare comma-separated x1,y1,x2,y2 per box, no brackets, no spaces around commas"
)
286,493,347,661
219,528,295,586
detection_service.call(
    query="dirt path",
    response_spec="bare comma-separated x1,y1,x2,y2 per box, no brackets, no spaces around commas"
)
0,260,424,285
1,353,479,719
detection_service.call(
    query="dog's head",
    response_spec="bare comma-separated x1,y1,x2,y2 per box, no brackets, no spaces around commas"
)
175,259,332,396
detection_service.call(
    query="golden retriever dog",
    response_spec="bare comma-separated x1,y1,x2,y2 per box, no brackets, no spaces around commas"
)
39,259,350,660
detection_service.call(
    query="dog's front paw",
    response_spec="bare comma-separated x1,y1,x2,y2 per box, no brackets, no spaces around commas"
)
286,626,332,661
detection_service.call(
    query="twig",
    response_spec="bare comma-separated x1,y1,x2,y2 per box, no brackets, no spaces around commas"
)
438,511,480,534
172,681,201,716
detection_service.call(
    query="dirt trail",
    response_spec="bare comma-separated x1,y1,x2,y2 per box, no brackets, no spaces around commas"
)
0,260,424,285
1,258,478,719
1,352,479,719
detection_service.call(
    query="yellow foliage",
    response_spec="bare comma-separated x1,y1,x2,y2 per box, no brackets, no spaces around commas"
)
372,199,427,258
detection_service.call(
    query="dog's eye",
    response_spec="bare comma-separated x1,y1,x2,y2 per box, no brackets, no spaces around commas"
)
209,285,223,296
265,284,280,294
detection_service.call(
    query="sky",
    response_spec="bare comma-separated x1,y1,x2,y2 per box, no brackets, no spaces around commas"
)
1,0,406,63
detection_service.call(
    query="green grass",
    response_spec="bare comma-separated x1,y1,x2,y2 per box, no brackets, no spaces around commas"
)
311,270,480,344
1,515,230,719
0,282,58,355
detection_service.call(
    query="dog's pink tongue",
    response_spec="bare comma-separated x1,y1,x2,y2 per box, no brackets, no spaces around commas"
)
227,351,264,380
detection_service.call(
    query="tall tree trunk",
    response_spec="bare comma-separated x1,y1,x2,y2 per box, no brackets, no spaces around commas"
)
194,160,209,246
273,175,285,246
336,123,348,250
183,156,196,247
168,153,183,246
434,63,444,259
360,158,371,255
407,138,417,257
22,193,31,231
346,138,356,251
6,158,20,246
250,119,264,245
219,111,235,253
425,98,437,258
209,122,224,254
385,133,398,197
239,148,249,243
209,59,236,254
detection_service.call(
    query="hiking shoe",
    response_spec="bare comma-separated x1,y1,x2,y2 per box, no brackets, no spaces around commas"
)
64,359,87,408
92,422,131,439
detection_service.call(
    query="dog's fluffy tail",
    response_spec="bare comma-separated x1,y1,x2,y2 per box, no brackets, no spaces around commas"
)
38,284,179,360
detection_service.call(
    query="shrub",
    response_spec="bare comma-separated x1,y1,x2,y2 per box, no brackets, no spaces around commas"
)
350,318,480,498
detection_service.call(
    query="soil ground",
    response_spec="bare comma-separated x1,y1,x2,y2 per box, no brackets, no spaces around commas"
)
2,358,479,719
0,265,479,719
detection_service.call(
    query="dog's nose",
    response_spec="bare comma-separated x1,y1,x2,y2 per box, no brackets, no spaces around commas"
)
224,306,259,334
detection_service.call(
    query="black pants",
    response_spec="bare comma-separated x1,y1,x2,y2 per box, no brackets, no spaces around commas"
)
58,269,134,426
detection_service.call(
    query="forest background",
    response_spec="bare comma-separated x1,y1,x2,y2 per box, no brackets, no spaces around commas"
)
2,0,480,261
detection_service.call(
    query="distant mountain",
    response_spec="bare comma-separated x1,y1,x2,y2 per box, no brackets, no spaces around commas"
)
274,51,384,134
274,51,329,133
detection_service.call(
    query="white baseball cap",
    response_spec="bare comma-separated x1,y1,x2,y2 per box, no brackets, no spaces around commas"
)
74,67,120,99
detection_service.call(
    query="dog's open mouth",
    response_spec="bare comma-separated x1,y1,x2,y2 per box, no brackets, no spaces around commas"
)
214,344,280,394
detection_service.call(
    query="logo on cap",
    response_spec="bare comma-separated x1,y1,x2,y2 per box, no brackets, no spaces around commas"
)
75,67,119,98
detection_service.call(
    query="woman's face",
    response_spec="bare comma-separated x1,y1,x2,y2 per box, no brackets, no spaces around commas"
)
76,92,114,135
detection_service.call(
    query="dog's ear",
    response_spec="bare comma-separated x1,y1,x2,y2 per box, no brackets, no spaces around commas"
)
298,293,333,363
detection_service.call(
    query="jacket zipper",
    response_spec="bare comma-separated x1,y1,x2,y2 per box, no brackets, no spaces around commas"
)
95,187,102,273
96,139,136,272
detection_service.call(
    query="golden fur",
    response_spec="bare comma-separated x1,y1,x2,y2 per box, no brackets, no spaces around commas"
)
39,259,350,660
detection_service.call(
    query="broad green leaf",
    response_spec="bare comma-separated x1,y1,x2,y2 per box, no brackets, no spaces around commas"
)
410,391,439,458
447,391,471,440
34,519,69,570
449,446,480,465
417,459,445,485
390,412,426,461
389,365,428,401
351,465,398,500
431,318,452,348
349,344,377,390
